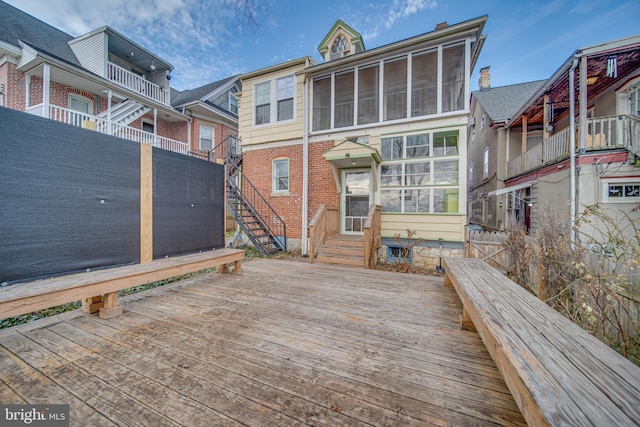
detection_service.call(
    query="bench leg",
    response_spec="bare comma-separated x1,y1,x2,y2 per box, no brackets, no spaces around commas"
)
219,263,230,274
82,296,104,314
99,292,123,319
443,274,453,287
459,307,477,332
232,259,242,275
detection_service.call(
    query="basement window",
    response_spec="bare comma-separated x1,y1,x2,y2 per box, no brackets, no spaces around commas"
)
602,178,640,203
387,245,413,264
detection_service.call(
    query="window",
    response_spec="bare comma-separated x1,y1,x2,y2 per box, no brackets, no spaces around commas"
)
142,120,154,133
411,49,437,116
313,76,331,131
483,146,489,179
384,57,407,121
387,245,413,264
442,43,465,113
272,158,289,193
471,127,475,143
200,125,213,151
229,93,238,115
630,87,640,115
254,76,295,126
330,34,350,60
69,94,92,115
380,131,459,214
602,179,640,203
480,114,486,130
277,76,294,121
335,71,354,128
358,65,379,125
255,82,270,125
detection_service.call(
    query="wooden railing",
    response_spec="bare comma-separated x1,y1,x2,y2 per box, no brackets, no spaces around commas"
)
363,204,381,269
108,62,168,105
308,205,339,262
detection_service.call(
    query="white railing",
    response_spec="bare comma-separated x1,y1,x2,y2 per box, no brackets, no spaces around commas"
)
38,104,188,155
107,62,168,105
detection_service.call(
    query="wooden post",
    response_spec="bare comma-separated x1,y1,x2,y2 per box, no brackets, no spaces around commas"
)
459,307,477,332
232,259,242,275
82,296,103,314
99,292,123,319
521,115,528,173
140,143,153,264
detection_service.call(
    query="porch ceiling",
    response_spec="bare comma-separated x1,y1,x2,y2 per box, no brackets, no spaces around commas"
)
322,140,382,169
510,46,640,128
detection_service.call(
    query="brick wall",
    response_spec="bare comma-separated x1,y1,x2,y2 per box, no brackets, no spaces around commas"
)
2,63,26,111
242,140,339,240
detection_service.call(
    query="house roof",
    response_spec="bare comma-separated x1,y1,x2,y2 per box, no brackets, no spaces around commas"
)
317,19,365,56
171,75,239,106
0,0,80,67
472,80,546,123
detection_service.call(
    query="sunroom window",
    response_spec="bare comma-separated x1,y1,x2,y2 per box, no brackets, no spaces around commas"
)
442,43,465,113
411,49,437,117
335,71,354,128
358,65,379,125
313,76,331,131
384,57,407,121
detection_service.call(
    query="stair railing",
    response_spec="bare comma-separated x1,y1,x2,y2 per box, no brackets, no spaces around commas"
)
363,204,381,269
308,205,339,262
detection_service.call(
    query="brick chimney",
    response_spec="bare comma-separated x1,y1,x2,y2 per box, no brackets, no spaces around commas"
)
435,21,448,30
478,66,490,90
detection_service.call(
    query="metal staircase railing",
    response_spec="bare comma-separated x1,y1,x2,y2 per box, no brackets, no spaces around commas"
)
213,135,287,256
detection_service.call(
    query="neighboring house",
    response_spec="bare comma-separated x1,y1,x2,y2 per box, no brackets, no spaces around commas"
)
467,69,545,230
0,1,239,159
236,17,488,265
498,35,640,238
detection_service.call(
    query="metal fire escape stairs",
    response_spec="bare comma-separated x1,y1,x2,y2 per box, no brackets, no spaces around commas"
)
216,135,287,256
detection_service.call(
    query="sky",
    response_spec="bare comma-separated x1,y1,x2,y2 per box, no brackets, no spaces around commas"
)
5,0,640,92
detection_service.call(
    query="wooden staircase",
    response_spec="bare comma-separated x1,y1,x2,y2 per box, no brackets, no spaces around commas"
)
316,235,364,267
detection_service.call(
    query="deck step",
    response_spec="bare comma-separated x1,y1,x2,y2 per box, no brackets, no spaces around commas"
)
319,245,362,257
324,235,364,248
316,253,363,267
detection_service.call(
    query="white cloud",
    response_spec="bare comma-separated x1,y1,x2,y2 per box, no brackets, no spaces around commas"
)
385,0,438,29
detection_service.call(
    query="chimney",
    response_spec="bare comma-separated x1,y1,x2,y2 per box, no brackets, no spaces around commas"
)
435,21,448,30
478,66,491,90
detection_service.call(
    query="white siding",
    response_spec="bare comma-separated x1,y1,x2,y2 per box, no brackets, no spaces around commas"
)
69,32,107,77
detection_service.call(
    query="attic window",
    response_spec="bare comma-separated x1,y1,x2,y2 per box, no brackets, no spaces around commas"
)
330,34,349,60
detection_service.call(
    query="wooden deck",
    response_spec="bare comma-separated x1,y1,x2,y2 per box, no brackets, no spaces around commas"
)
0,259,526,426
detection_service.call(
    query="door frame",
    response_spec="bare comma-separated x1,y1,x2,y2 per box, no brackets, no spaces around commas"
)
341,168,372,235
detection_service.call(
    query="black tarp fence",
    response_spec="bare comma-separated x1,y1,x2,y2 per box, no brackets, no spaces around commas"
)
0,107,225,285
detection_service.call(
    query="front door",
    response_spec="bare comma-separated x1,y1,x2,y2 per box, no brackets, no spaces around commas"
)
342,170,371,234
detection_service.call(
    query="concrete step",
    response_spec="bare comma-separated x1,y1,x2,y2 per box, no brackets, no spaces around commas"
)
316,253,363,267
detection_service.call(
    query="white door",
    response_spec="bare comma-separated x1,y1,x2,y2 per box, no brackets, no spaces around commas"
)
342,170,371,234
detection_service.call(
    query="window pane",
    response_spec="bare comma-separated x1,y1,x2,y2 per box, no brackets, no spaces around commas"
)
255,82,270,105
335,71,354,128
381,190,401,212
404,189,430,213
442,44,465,112
200,126,213,150
411,50,437,117
278,99,293,121
313,77,331,131
434,160,459,185
381,164,402,186
69,96,90,114
384,57,407,121
277,76,294,99
256,104,270,125
405,162,430,186
381,137,403,160
433,131,458,156
273,159,289,192
406,134,429,158
358,65,379,125
433,189,459,213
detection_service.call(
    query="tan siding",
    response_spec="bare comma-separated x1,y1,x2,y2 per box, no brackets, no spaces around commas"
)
381,214,466,241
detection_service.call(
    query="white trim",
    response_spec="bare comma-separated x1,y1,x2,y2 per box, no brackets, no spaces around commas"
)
601,177,640,203
253,74,297,127
487,181,535,196
198,124,214,151
272,158,290,194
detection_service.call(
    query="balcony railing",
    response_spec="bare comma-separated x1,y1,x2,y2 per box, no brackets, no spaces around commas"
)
27,104,188,155
507,115,639,178
108,62,168,105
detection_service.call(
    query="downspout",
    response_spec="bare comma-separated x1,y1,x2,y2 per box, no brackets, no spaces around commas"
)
569,55,580,247
301,63,310,256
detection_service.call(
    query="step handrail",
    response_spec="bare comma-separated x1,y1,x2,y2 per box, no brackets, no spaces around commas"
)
363,204,381,269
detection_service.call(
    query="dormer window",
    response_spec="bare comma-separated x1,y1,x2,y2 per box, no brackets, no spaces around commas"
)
330,34,349,60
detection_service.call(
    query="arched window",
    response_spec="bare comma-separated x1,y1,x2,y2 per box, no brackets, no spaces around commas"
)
330,34,349,60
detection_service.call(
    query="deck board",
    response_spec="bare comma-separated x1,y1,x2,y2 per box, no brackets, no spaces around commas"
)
0,259,526,426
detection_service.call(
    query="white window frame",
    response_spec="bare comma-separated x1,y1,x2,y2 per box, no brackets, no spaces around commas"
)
253,75,296,127
480,114,486,131
68,93,93,115
272,158,290,194
229,93,238,115
601,178,640,203
483,146,489,180
199,124,214,151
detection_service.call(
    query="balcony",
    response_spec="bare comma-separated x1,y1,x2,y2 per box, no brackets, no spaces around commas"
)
507,115,640,178
27,104,188,155
108,62,169,106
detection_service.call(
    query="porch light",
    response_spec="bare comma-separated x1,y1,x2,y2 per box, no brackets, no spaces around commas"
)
586,76,598,85
150,60,156,71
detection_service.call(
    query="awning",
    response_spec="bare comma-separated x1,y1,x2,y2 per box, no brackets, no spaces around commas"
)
322,139,381,169
487,181,535,196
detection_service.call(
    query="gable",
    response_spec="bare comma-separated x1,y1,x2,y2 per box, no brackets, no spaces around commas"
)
317,19,365,61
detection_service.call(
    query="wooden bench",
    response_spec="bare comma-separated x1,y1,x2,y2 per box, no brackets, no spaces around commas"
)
0,248,243,321
443,257,640,427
